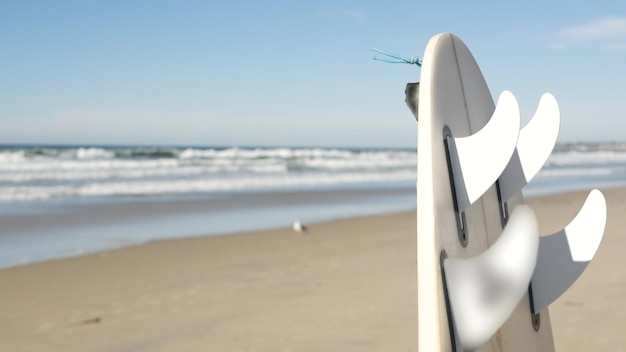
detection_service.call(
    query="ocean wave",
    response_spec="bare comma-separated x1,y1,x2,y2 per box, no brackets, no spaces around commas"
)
547,150,626,166
0,146,415,162
1,145,622,203
0,150,27,163
0,147,415,174
302,157,415,170
555,143,626,152
76,147,115,160
538,166,626,177
178,147,363,160
0,170,417,202
122,150,178,159
0,159,181,172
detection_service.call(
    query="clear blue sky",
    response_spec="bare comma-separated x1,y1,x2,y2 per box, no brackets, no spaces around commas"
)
2,1,626,147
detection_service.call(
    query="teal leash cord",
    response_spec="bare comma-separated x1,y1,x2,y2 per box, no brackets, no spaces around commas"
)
371,48,422,67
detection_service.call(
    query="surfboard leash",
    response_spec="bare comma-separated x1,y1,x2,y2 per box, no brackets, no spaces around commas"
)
371,48,422,120
371,48,422,67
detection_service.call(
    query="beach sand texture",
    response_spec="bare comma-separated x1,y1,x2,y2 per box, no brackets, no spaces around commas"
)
1,188,624,351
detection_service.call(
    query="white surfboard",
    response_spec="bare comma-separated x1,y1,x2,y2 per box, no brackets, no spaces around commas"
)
416,33,556,351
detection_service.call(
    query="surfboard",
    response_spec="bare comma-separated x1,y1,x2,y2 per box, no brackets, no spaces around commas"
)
416,33,556,351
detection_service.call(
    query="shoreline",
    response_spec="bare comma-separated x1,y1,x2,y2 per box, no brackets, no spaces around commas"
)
0,185,417,269
1,188,625,350
3,183,625,270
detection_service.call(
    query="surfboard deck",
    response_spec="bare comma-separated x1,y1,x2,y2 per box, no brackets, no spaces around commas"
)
416,33,555,351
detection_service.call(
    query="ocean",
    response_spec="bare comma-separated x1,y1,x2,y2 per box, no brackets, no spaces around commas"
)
0,143,625,268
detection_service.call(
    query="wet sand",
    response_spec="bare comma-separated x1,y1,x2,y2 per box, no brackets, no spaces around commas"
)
1,188,624,351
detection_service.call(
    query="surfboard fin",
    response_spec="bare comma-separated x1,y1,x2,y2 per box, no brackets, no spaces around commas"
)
498,93,561,201
446,90,521,212
530,189,606,313
405,82,419,120
443,205,539,350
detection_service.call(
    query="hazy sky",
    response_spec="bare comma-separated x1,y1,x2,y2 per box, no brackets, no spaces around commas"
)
2,1,626,147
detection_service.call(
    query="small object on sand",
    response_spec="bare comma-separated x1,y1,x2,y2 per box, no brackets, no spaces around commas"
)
80,317,101,325
292,220,307,233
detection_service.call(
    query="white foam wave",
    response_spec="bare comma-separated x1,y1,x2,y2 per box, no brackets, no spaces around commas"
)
178,147,362,160
0,171,417,202
303,157,415,170
0,159,181,172
0,167,205,182
0,144,624,203
548,150,626,166
0,148,414,178
75,148,115,160
0,151,27,163
538,166,626,177
0,159,293,182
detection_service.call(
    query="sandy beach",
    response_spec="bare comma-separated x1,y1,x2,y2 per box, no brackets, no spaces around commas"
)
1,188,624,351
